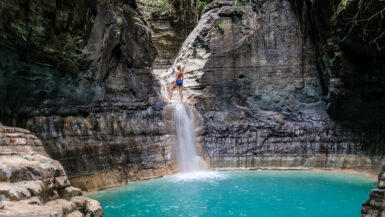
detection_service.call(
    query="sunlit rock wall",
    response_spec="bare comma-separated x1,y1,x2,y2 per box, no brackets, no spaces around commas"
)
137,0,199,72
0,123,103,216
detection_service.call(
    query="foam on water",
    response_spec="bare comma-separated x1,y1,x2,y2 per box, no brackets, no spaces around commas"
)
169,171,227,182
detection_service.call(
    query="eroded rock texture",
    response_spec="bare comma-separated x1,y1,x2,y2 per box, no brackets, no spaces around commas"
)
137,0,200,73
362,164,385,217
0,0,176,191
0,123,103,217
161,0,385,169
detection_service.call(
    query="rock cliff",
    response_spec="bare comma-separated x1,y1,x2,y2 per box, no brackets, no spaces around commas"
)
0,0,176,192
161,0,384,170
362,164,385,217
0,123,103,217
290,0,385,128
137,0,199,72
0,0,384,198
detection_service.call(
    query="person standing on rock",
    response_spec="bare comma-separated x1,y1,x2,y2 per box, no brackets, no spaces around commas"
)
169,65,184,102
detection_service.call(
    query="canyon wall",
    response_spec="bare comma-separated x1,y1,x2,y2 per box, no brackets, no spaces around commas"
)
0,0,176,192
161,0,385,171
0,0,384,194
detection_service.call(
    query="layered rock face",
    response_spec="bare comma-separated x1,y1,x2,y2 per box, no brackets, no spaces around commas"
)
137,0,199,73
0,124,102,217
161,0,384,170
0,0,176,191
362,164,385,217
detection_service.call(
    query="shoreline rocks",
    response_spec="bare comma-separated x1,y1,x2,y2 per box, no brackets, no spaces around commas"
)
0,123,103,217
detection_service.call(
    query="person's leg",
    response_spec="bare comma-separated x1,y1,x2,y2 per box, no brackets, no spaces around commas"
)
169,85,176,100
179,85,183,102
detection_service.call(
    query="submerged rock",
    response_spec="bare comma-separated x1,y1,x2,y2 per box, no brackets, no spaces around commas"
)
0,123,102,217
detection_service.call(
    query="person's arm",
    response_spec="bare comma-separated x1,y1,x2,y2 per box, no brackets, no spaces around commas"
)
182,72,184,81
173,70,177,84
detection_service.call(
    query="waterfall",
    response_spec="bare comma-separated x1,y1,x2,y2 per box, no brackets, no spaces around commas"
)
173,103,205,173
157,71,210,176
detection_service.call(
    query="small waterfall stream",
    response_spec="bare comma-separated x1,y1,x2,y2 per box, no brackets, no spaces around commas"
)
173,103,205,173
159,77,206,174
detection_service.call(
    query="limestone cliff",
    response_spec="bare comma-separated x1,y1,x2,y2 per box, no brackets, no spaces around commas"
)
362,164,385,217
0,123,103,217
0,0,384,194
161,0,384,170
137,0,200,74
0,0,176,191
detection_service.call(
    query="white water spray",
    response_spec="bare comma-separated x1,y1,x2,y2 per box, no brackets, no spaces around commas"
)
173,103,206,173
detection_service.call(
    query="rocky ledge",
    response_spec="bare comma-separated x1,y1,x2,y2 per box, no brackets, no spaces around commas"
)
0,124,102,217
362,164,385,217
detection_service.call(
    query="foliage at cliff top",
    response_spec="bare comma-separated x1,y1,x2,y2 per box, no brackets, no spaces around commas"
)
137,0,176,20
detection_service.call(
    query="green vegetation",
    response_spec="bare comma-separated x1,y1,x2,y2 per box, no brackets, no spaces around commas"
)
18,27,24,35
196,0,208,8
137,0,175,19
218,21,224,30
18,27,27,41
232,1,243,7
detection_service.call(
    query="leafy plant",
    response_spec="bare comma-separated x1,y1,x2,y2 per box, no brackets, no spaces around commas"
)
158,0,164,4
218,21,224,30
196,0,208,8
19,27,24,35
232,1,243,7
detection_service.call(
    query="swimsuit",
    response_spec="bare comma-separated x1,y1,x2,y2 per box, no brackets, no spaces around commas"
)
176,80,183,86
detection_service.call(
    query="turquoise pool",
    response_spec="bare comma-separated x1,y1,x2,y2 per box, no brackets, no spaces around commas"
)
89,170,376,217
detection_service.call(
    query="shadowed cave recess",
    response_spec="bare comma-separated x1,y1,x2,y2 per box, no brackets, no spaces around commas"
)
0,0,385,216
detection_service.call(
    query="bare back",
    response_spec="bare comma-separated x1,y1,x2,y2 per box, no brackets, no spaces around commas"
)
176,70,183,80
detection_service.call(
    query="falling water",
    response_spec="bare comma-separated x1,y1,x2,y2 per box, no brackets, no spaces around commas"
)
158,74,207,174
173,103,205,173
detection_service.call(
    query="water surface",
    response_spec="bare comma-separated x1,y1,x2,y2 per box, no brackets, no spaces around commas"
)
89,170,375,217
